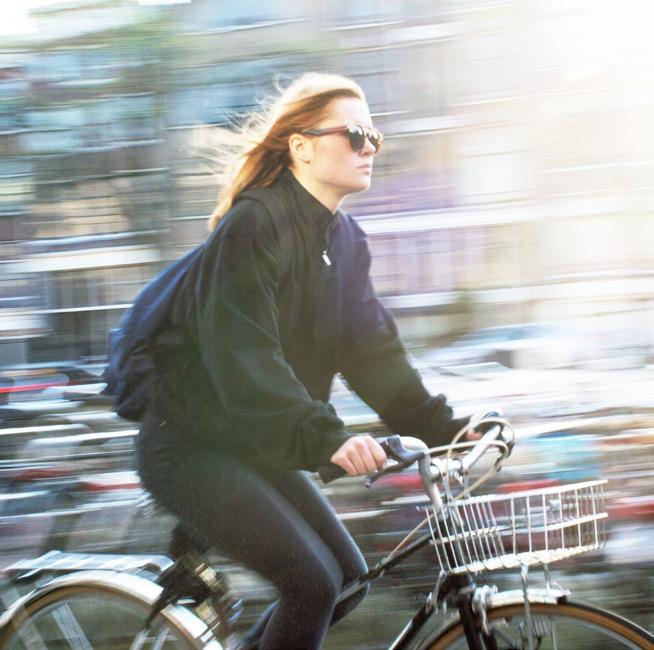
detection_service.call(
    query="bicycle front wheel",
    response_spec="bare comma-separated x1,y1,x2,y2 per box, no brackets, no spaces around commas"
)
0,571,222,650
424,599,654,650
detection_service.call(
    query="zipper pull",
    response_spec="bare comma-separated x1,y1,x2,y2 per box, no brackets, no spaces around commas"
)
322,250,331,266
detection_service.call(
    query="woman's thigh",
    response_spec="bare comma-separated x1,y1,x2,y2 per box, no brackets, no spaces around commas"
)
259,468,368,584
137,441,344,596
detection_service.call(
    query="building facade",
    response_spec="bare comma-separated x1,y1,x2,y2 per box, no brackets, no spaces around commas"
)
1,0,653,365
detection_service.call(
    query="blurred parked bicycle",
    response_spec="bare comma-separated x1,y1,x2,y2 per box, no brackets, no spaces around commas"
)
1,415,652,649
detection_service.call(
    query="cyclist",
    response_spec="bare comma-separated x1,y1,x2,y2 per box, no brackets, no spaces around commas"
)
136,72,475,650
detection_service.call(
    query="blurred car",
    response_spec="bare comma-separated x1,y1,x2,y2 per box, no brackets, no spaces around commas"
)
416,322,591,371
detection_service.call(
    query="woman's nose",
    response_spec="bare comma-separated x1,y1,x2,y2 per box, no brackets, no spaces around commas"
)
360,136,376,156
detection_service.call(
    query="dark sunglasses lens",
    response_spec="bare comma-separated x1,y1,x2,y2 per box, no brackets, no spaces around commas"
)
347,126,366,151
369,129,382,153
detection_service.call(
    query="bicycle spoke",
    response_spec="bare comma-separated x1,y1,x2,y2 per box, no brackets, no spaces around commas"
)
8,616,49,650
129,629,149,650
52,604,94,650
491,625,521,648
153,626,175,650
126,619,181,650
550,615,558,650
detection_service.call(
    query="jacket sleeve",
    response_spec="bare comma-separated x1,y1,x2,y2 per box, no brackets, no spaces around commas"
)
339,228,465,447
193,202,350,470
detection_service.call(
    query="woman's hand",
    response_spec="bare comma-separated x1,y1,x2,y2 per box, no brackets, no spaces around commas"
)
465,427,482,441
330,435,387,476
447,415,482,443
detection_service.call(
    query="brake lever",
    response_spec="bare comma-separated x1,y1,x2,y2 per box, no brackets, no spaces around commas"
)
364,463,403,488
364,435,426,488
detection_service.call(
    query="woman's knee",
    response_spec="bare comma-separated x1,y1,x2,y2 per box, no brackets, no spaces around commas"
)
340,546,368,585
310,573,342,611
348,580,370,608
328,575,369,625
281,554,343,610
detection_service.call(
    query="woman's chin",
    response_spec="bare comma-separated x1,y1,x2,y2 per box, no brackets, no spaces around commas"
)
352,176,372,193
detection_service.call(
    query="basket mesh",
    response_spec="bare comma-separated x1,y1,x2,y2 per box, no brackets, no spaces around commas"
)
428,479,607,575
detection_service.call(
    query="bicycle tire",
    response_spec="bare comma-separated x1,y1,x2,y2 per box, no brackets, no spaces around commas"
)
422,599,654,650
0,570,223,650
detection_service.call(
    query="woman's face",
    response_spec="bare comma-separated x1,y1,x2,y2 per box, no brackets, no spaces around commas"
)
303,97,377,204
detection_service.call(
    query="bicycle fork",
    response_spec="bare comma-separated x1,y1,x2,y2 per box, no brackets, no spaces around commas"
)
457,565,566,650
452,575,500,650
395,571,500,650
455,571,547,650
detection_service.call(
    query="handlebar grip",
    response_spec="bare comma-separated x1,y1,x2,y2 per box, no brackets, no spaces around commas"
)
318,463,347,484
461,410,506,472
473,411,503,435
318,435,428,484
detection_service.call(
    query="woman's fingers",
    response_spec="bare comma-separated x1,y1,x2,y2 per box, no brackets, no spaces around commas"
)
336,457,357,476
369,437,387,469
347,446,368,475
330,435,387,476
464,428,482,441
347,437,377,474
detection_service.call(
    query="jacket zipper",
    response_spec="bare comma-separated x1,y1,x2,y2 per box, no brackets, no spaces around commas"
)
322,221,335,266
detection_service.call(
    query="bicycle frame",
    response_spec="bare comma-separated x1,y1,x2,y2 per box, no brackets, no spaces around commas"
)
335,533,478,649
328,432,564,650
338,544,573,650
354,439,483,649
1,427,624,650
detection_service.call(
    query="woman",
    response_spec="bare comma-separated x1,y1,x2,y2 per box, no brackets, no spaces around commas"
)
137,72,473,650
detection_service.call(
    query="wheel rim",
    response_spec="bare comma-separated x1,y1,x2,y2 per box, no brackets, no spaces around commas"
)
431,602,652,650
3,588,196,650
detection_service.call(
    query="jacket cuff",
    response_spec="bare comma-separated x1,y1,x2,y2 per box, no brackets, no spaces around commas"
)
424,401,471,448
314,430,352,470
421,393,453,447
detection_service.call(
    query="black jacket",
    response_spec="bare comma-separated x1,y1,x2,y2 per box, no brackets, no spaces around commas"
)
150,169,459,471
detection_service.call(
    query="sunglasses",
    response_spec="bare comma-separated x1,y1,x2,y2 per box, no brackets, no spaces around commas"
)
302,124,383,154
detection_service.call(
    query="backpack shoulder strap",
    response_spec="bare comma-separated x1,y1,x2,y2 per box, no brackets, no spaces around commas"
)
236,186,288,220
234,186,292,276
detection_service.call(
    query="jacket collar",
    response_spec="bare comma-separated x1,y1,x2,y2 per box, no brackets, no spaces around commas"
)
276,168,340,232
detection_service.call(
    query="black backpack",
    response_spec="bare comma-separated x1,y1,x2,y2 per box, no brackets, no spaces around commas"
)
102,188,287,422
102,245,204,421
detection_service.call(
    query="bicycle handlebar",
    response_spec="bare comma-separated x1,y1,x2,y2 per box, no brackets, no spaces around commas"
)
318,411,512,486
316,435,425,484
459,410,509,472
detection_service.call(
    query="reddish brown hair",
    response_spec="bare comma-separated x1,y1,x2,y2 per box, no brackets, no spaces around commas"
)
206,73,366,230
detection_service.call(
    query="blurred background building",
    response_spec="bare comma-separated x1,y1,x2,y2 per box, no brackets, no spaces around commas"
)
1,0,653,368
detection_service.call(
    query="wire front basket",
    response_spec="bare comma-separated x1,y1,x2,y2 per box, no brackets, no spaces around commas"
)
427,479,608,575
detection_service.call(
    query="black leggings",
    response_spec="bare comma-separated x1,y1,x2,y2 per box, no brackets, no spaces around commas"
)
136,422,368,650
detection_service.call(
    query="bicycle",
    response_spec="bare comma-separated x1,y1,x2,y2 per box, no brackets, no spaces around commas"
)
0,414,652,649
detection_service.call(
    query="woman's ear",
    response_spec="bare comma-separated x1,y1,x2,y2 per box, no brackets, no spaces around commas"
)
288,133,313,165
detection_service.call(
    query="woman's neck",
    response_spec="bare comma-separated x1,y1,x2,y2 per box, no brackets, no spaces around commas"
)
288,167,342,214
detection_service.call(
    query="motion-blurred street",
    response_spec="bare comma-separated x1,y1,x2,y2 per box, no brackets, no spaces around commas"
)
1,360,652,648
